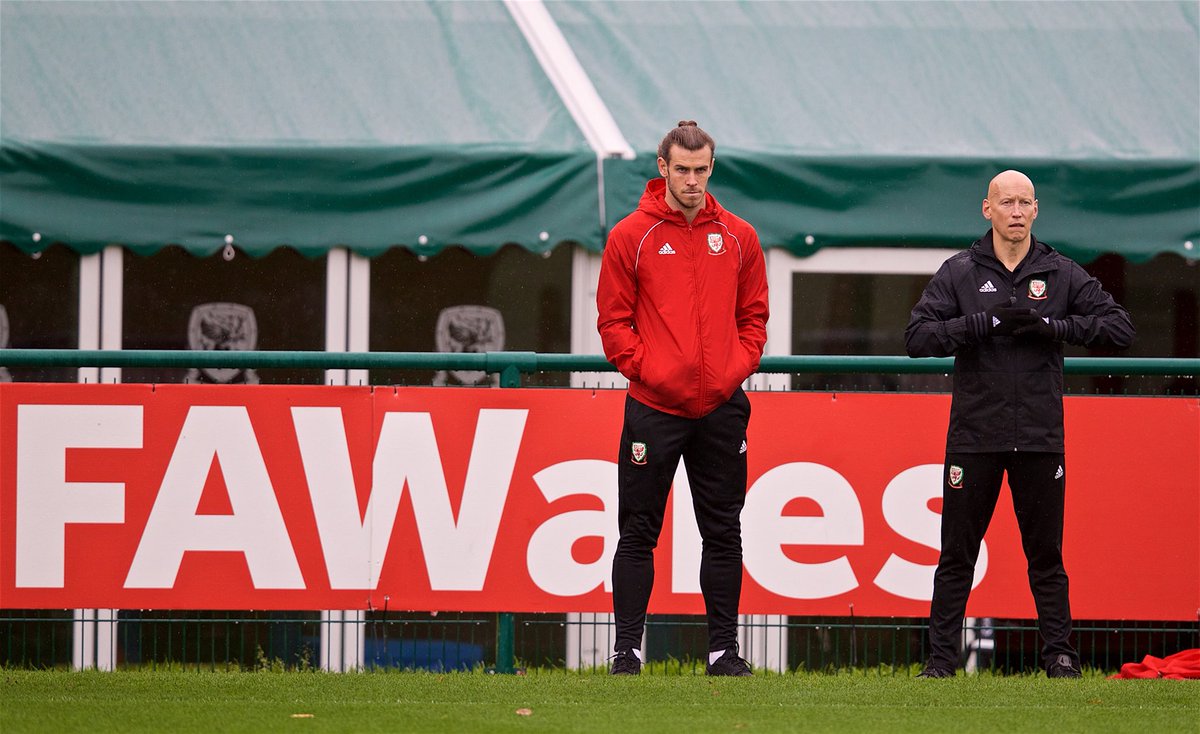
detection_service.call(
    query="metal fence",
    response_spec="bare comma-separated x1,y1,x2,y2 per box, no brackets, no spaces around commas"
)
3,610,1196,675
1,349,1197,674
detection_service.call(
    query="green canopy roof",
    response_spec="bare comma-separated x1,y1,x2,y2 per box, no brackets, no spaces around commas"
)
555,1,1199,263
0,0,600,257
2,0,1197,262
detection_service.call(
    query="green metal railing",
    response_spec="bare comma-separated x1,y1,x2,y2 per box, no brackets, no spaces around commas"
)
1,349,1196,673
3,349,1198,378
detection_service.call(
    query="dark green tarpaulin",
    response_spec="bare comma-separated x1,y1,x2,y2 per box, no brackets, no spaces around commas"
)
2,0,1197,262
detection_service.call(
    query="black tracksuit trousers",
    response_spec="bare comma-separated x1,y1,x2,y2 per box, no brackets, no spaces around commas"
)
927,451,1079,672
612,389,750,654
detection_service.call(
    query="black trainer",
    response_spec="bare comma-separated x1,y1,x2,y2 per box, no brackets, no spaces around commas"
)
1046,654,1082,678
609,649,641,675
706,647,752,677
916,664,955,678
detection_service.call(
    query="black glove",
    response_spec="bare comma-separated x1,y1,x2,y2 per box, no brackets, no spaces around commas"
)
967,302,1040,339
1013,315,1068,341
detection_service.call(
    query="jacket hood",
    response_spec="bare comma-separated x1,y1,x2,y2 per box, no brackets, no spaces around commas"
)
637,178,725,226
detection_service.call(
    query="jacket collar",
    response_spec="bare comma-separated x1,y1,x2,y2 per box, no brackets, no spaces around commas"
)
638,178,723,226
970,230,1060,274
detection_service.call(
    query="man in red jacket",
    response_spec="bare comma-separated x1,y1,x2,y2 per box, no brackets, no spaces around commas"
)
597,121,769,676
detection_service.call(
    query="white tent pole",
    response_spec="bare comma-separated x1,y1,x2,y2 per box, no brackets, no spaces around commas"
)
505,0,635,238
320,247,369,671
504,0,634,161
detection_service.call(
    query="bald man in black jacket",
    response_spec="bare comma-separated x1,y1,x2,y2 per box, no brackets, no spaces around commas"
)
906,170,1135,679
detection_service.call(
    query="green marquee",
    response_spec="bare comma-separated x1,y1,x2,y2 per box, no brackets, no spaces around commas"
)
2,0,1197,262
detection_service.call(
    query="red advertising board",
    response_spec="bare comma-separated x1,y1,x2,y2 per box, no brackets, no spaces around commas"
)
1,383,1196,619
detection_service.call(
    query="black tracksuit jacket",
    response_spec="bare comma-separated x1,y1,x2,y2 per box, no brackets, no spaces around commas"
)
905,231,1135,453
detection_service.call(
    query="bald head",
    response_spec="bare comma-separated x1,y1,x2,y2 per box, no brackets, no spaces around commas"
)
988,170,1036,199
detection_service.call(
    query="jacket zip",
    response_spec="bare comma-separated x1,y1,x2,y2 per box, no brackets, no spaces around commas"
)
1010,274,1020,452
688,223,707,416
980,252,1022,452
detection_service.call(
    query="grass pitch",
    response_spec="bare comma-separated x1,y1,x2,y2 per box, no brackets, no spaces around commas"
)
2,668,1195,733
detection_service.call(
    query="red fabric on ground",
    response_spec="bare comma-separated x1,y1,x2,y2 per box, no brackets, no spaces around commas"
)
1109,649,1200,680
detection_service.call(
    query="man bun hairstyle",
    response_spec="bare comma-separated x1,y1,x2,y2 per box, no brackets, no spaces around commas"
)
658,120,715,163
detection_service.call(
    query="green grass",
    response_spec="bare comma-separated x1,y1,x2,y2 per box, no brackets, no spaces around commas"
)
2,669,1196,733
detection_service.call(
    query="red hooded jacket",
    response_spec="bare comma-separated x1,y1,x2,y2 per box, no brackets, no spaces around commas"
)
597,178,769,419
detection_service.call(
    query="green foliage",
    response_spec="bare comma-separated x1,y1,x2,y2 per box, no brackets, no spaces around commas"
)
252,643,315,673
2,668,1196,733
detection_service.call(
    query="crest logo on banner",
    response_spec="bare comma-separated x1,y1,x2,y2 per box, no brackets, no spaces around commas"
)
434,305,505,387
1028,279,1048,300
186,302,259,384
707,233,725,255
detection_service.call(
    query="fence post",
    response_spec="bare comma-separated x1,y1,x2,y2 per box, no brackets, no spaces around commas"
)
495,612,516,674
494,352,523,673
